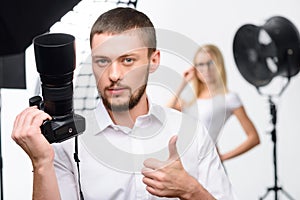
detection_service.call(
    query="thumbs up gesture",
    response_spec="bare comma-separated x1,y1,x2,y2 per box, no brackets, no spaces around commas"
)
142,135,192,198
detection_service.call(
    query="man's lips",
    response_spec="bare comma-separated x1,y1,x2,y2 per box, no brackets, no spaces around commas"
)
106,87,128,95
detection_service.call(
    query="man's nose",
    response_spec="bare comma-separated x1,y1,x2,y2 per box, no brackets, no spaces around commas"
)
108,61,123,82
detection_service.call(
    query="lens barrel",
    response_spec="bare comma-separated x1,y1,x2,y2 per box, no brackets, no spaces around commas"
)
33,33,76,116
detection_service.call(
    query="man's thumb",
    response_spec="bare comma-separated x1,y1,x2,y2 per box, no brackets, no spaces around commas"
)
168,135,179,160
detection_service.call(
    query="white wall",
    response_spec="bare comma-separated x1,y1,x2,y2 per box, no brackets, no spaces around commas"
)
2,0,300,199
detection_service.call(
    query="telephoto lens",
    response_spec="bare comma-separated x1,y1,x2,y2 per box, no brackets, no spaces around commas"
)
32,33,85,143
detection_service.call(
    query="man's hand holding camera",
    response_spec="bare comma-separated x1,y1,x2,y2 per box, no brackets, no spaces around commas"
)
11,106,54,170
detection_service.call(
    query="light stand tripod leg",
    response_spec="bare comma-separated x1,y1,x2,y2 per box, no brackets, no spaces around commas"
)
280,188,296,200
259,188,272,200
260,186,296,200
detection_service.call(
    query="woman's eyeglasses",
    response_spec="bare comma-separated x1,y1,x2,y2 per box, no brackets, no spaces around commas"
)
194,60,214,69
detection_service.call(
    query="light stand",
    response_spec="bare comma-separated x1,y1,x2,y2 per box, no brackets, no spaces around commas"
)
0,90,3,200
259,95,295,200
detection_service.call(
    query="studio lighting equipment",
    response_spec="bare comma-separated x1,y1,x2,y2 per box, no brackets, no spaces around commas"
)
233,16,300,200
233,16,300,91
31,33,86,143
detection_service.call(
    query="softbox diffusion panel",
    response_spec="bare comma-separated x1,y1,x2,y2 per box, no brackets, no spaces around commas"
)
0,0,81,89
0,53,26,89
0,0,81,56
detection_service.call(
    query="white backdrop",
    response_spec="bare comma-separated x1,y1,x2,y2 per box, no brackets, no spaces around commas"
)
2,0,300,199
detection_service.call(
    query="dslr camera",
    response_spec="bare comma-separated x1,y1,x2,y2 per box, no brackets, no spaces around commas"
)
30,33,85,143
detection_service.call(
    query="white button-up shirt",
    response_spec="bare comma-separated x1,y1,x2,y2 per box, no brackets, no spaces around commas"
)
53,99,237,200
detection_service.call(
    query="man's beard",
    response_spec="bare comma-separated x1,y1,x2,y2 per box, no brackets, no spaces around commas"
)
101,83,147,112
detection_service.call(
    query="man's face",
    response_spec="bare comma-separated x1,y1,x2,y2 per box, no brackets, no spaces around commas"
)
91,31,157,112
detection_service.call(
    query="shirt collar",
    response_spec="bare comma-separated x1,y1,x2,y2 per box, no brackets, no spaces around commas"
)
93,96,166,135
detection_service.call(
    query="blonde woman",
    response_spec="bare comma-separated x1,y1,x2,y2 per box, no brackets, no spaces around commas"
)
168,44,260,162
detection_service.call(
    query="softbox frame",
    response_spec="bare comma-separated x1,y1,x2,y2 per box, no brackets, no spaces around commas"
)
233,16,300,88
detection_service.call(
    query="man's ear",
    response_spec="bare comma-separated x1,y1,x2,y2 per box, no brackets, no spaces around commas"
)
149,50,160,73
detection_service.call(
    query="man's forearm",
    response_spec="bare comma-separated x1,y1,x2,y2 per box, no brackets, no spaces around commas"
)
32,163,60,200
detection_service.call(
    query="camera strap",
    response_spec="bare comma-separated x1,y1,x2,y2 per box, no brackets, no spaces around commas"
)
74,136,84,200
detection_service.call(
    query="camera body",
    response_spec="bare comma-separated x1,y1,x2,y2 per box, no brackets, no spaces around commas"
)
29,96,85,143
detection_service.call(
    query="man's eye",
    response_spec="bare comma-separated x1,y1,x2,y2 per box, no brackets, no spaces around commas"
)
123,58,134,65
96,58,110,67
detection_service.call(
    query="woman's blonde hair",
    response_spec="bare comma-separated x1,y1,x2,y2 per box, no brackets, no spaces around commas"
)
192,44,228,98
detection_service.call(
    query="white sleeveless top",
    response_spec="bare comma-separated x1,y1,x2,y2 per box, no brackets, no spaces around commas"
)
184,92,242,143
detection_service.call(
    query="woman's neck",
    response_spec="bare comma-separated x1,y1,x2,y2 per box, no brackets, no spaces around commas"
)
198,82,227,98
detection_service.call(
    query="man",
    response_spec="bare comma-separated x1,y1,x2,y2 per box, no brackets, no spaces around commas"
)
12,7,237,200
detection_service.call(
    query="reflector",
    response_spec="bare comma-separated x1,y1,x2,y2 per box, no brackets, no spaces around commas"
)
233,16,300,88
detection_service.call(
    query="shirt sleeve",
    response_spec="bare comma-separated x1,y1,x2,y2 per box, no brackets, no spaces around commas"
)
196,125,238,200
53,141,80,200
226,92,243,111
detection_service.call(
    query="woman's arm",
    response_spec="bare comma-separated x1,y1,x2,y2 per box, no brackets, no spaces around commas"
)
220,106,260,161
167,67,195,111
166,79,187,111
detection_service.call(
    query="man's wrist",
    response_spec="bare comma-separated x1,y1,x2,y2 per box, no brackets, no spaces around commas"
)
180,175,216,200
179,176,199,200
32,159,54,174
